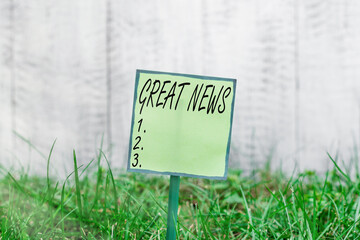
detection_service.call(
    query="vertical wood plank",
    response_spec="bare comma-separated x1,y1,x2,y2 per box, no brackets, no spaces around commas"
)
109,0,206,168
298,0,360,171
0,0,13,169
200,0,297,170
9,0,107,176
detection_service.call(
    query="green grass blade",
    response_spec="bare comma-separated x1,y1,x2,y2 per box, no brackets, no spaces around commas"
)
47,139,57,191
100,150,118,214
92,135,104,211
327,152,351,183
73,150,83,219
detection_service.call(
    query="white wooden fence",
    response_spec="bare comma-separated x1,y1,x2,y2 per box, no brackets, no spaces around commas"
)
1,0,360,177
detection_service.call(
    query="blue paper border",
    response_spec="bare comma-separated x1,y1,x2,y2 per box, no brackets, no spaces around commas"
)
127,69,236,180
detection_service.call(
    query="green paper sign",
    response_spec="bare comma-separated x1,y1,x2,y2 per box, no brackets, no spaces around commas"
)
127,70,236,180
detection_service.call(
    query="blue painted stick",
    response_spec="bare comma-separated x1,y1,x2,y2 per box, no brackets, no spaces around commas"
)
166,175,180,240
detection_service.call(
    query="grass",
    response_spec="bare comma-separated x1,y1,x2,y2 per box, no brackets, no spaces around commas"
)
1,146,360,239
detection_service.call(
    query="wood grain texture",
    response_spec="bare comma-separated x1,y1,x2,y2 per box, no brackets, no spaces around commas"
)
298,0,360,170
0,0,13,170
4,0,108,176
0,0,359,175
